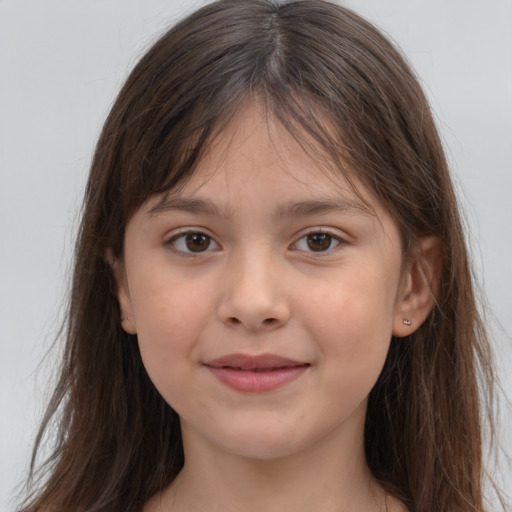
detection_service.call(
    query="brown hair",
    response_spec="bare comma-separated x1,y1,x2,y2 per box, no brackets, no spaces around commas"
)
22,1,499,511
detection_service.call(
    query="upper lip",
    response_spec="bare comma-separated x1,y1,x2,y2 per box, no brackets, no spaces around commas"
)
205,353,308,370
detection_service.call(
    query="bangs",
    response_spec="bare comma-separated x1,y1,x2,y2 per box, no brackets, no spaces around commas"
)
99,0,443,257
120,85,373,217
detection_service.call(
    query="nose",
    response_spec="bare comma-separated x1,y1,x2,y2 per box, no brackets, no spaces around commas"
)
217,249,291,333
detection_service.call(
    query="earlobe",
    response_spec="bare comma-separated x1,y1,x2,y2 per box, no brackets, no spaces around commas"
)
392,236,443,338
105,250,137,335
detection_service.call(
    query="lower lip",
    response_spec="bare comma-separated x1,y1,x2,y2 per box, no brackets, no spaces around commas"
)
206,365,309,393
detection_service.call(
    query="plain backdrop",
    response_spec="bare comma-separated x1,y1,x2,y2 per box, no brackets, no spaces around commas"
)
1,1,511,510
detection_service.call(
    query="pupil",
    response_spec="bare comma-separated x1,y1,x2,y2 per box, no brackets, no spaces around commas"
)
307,233,331,251
186,233,209,252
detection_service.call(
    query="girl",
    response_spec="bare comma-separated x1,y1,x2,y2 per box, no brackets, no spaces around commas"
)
20,1,505,511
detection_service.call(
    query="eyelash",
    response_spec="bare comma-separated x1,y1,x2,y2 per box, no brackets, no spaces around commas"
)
165,229,347,257
291,230,344,254
165,230,221,256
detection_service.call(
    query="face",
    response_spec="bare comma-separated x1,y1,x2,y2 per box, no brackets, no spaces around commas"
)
115,103,414,462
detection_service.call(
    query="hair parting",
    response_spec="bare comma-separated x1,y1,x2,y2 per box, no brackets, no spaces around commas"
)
21,1,502,511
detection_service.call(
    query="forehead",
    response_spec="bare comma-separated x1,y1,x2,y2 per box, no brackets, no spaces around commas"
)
131,101,404,257
152,101,375,215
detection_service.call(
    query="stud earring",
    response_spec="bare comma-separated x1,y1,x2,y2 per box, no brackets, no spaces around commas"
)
403,319,412,326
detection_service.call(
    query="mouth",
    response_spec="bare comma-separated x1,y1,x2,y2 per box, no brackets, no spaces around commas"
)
204,353,310,393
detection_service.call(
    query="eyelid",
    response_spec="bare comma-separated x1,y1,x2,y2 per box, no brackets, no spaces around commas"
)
290,228,349,255
163,226,349,257
164,228,221,256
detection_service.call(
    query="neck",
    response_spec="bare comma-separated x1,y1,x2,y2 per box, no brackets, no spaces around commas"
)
146,404,399,512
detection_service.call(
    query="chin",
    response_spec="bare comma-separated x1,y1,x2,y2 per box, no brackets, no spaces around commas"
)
205,420,324,462
223,437,305,462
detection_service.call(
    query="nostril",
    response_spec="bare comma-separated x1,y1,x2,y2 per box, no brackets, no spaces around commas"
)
226,317,278,328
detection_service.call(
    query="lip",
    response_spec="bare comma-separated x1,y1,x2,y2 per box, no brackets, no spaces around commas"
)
204,353,310,393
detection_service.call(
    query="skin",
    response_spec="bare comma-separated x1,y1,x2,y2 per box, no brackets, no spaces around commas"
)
114,102,439,512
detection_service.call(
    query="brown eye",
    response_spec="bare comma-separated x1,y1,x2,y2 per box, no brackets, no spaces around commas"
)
306,233,333,251
293,231,343,254
167,231,220,255
185,233,211,252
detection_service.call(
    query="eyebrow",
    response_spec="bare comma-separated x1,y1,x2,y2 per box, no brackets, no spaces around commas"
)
148,197,231,217
273,198,371,219
147,196,371,219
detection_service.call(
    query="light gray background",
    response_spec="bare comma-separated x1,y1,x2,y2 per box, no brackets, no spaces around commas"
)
1,1,511,510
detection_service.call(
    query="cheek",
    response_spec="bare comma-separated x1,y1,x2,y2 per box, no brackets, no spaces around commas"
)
304,265,397,338
133,263,214,329
301,268,397,387
130,273,213,383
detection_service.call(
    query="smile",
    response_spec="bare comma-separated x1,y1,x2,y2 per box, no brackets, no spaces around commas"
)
204,353,310,393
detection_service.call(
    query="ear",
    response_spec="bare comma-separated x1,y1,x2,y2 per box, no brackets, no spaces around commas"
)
392,236,443,337
106,250,137,335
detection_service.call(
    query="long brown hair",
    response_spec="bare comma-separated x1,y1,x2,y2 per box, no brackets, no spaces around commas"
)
22,1,499,511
